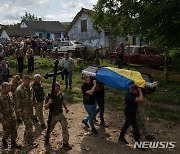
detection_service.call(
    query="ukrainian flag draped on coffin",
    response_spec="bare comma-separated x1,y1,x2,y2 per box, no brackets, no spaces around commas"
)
95,67,146,90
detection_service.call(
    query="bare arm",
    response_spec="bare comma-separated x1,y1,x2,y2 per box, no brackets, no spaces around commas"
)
44,99,52,110
62,100,69,113
135,88,144,102
86,80,96,95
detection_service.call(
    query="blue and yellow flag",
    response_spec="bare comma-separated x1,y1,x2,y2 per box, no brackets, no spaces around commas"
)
95,67,146,90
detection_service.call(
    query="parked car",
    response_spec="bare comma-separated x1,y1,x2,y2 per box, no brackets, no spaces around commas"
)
51,40,85,57
108,45,164,68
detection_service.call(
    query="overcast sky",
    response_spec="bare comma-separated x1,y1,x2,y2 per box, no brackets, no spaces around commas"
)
0,0,98,25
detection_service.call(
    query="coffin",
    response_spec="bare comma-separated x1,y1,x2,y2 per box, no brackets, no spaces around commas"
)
82,66,157,94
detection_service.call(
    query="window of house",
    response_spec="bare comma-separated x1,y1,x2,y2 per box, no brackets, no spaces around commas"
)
125,37,129,42
47,33,50,39
39,33,42,38
54,33,60,39
81,20,87,32
105,32,110,36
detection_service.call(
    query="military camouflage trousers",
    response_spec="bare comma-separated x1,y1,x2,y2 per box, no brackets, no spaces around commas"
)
3,118,17,140
50,113,69,144
137,111,149,136
35,101,45,125
22,112,33,144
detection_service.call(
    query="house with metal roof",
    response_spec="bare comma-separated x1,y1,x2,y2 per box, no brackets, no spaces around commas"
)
66,8,112,48
66,8,141,48
0,20,66,40
1,27,34,39
20,20,66,39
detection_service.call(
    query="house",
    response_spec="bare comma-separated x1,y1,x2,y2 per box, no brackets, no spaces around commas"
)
0,20,66,40
1,27,34,39
117,35,141,46
66,8,141,48
66,8,112,48
20,20,66,39
0,24,5,37
0,24,3,30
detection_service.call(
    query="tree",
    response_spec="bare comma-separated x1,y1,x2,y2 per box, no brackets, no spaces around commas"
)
13,23,21,28
21,12,38,21
92,0,180,82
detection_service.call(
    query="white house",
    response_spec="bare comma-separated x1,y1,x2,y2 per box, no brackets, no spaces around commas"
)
20,20,66,39
66,8,112,48
0,20,66,40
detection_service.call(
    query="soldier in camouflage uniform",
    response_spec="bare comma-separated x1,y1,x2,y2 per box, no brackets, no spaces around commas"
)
26,46,34,73
10,75,21,95
31,74,46,129
0,82,21,149
16,46,24,74
9,75,22,124
15,75,37,146
45,82,72,149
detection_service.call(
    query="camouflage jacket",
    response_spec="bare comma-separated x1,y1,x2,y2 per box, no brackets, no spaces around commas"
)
0,93,16,120
15,84,36,114
9,80,22,94
27,49,34,58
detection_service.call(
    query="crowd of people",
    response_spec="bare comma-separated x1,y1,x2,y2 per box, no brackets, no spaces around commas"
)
0,37,154,152
0,39,75,150
0,37,63,57
0,37,66,82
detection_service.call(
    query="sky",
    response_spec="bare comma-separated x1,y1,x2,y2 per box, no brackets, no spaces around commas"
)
0,0,98,25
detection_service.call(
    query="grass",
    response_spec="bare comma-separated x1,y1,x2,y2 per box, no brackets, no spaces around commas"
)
7,56,180,122
145,105,180,122
150,80,180,105
102,58,180,105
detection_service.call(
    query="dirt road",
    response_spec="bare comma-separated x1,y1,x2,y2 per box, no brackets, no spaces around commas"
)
0,103,179,154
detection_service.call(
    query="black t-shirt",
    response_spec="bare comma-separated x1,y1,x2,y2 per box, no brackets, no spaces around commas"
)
81,83,95,105
32,82,45,103
95,83,104,98
31,40,36,48
124,91,137,116
45,93,63,116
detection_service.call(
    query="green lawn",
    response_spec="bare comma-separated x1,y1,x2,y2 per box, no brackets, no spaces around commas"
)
150,80,180,105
